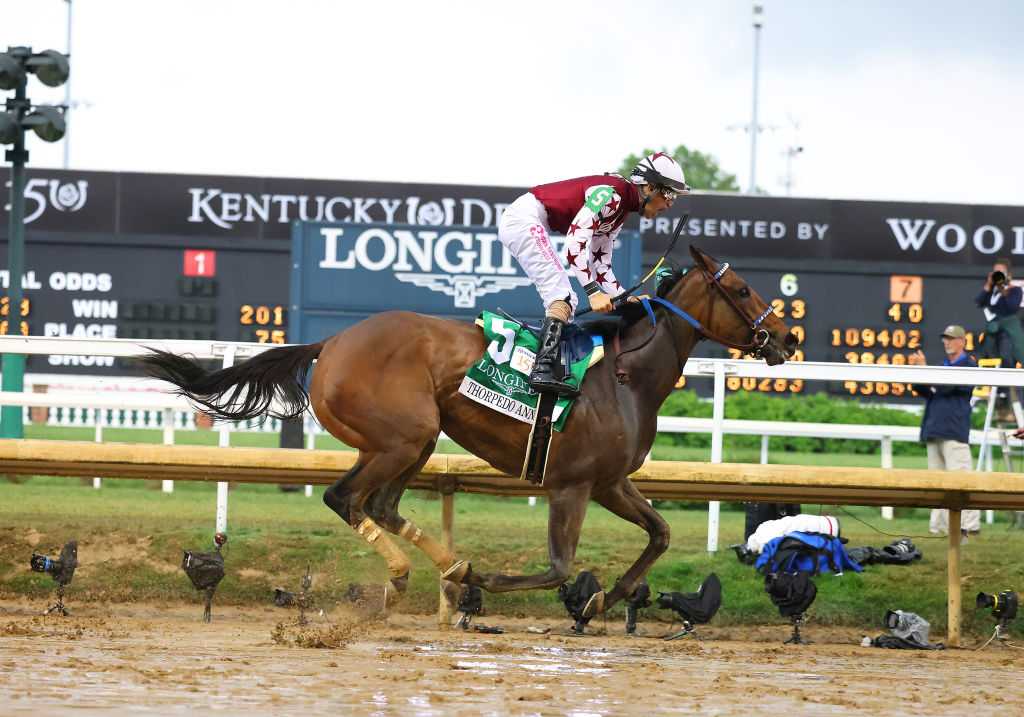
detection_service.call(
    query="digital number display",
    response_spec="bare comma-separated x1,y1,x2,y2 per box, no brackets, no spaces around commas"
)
0,296,31,335
682,268,995,401
239,304,287,343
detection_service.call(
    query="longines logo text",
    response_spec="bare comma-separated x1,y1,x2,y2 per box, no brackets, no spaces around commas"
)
188,188,510,230
317,227,537,308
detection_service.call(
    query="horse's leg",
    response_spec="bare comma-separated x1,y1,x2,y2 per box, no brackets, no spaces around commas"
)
362,440,467,581
586,477,671,615
322,447,429,605
461,482,591,593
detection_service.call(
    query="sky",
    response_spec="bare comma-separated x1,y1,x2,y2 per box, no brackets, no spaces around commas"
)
4,0,1023,206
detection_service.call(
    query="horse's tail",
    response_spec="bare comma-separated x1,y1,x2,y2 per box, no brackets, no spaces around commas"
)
138,342,325,422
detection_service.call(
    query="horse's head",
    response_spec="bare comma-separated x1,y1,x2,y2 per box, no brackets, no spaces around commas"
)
664,245,797,366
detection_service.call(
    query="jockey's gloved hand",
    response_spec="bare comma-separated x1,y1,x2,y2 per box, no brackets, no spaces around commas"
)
588,291,614,314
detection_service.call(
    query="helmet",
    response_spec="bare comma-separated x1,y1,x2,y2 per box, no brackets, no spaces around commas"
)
629,152,690,198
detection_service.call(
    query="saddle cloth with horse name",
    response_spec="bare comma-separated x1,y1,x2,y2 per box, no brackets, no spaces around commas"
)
458,311,604,431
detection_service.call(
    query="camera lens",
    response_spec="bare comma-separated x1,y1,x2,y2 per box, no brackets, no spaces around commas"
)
992,271,1006,284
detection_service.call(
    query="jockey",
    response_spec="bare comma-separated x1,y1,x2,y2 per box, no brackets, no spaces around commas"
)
497,152,689,396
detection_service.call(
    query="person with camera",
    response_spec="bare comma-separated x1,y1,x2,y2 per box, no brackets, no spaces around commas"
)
908,325,980,538
976,258,1024,368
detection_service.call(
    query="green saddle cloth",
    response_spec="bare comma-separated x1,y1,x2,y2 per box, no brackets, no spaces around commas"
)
458,311,604,431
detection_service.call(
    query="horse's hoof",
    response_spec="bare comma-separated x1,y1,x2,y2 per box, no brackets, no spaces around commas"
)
581,590,605,619
441,559,470,583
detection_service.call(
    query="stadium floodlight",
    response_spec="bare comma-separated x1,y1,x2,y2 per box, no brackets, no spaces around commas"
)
0,52,26,90
1,45,71,440
21,105,65,142
25,49,69,88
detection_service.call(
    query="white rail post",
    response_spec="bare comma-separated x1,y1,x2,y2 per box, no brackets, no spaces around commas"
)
880,436,894,520
92,408,102,489
215,346,236,534
976,387,998,472
707,362,726,552
759,434,769,465
984,438,994,524
161,407,175,493
303,414,314,497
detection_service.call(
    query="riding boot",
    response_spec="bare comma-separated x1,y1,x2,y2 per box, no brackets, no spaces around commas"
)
529,317,578,397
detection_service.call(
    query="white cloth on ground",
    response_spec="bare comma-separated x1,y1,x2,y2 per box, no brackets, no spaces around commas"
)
746,514,841,554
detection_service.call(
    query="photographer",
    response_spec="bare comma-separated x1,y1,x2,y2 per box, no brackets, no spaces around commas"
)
976,258,1024,368
909,325,980,538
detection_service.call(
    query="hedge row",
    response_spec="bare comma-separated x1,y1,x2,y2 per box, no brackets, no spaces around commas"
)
656,390,988,455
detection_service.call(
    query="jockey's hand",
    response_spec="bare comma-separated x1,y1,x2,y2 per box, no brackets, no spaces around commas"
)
589,291,614,313
1013,427,1024,441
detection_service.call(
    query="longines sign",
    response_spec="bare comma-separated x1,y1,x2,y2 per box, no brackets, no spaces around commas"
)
2,168,1022,265
289,221,644,343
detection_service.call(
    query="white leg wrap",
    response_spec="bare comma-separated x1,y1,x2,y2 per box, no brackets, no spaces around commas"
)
398,520,457,571
355,517,411,579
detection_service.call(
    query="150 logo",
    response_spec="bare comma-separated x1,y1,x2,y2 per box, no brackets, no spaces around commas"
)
3,178,89,223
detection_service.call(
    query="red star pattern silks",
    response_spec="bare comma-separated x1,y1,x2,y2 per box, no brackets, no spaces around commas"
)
606,195,620,213
595,270,608,285
566,250,580,267
568,222,581,235
592,247,608,264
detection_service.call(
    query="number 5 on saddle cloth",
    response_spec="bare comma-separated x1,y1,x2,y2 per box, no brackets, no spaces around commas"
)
458,311,605,484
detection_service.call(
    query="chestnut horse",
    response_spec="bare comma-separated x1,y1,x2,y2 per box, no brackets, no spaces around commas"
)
140,245,795,617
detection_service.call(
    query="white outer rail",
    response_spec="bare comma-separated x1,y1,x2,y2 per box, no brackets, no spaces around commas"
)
3,336,1024,547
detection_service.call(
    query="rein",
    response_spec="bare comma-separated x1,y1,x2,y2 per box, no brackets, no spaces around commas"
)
612,261,775,380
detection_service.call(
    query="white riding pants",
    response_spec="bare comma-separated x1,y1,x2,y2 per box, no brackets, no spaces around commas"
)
498,192,578,315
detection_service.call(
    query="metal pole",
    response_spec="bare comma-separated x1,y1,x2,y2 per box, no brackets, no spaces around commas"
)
63,0,72,169
748,3,763,193
1,75,28,439
707,362,726,552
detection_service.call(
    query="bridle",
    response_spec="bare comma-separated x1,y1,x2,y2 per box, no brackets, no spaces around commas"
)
691,260,774,357
614,259,777,378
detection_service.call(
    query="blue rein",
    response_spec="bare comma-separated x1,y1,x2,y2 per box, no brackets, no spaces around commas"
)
638,296,774,338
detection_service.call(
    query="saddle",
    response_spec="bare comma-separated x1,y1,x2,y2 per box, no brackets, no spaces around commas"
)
503,310,598,367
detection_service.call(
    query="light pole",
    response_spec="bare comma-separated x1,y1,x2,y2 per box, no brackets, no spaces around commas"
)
748,2,764,194
63,0,72,169
1,47,69,438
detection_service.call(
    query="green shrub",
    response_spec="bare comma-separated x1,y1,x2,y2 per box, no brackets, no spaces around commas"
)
656,390,982,456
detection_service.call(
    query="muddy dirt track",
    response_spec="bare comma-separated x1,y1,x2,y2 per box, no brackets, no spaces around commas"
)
1,600,1022,716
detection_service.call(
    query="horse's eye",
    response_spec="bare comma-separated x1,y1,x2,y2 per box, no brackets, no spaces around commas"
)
738,287,751,298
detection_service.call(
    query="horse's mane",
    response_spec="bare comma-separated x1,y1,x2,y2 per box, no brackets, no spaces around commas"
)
577,265,690,342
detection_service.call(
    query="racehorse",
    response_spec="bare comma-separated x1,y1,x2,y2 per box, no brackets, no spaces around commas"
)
139,245,796,618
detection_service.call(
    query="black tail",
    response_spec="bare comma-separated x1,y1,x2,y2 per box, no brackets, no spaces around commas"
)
138,343,324,421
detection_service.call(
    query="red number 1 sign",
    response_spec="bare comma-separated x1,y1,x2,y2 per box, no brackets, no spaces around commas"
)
184,250,217,277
